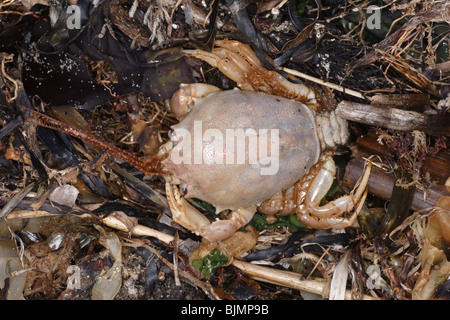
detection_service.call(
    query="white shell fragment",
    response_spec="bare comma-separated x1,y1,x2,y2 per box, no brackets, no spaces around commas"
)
49,184,79,208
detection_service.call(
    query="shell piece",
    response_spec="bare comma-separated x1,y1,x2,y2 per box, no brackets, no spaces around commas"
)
162,90,320,211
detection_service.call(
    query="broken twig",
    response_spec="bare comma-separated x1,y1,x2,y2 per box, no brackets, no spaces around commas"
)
336,101,450,136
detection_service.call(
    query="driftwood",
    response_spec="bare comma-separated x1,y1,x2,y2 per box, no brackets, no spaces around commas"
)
370,94,431,112
336,101,450,136
342,158,448,212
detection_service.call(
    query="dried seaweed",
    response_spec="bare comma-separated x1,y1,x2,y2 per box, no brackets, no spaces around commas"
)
0,0,449,301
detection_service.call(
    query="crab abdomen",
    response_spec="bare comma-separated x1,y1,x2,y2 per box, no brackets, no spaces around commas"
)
162,90,320,211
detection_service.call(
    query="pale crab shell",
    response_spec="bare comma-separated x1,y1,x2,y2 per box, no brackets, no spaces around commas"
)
162,89,321,212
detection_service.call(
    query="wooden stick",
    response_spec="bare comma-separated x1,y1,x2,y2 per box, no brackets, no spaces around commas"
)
336,101,450,136
280,67,368,100
5,209,377,300
6,209,176,245
232,260,377,300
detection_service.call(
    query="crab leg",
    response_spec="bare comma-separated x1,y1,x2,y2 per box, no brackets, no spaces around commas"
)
299,155,336,215
297,188,369,229
295,159,371,229
300,158,372,218
184,40,316,104
258,187,297,216
184,47,258,92
259,156,372,230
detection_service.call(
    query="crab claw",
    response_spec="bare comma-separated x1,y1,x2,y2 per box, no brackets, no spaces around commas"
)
166,182,257,242
200,206,257,242
170,83,221,120
166,182,210,235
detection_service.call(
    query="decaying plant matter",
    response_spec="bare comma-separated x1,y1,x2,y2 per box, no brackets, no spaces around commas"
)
0,0,449,301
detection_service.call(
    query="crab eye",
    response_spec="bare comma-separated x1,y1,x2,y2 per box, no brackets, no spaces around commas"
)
180,183,188,196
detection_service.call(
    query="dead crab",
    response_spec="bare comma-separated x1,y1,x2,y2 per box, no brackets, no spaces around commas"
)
158,40,372,242
25,40,371,243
